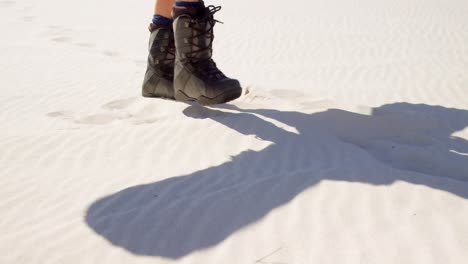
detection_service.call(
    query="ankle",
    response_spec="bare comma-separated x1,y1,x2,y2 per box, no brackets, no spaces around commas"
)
152,14,173,26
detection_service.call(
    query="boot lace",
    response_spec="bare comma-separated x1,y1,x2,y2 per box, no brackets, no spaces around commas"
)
152,30,175,79
185,5,225,80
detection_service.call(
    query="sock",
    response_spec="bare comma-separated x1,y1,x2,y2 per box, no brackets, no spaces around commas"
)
152,14,173,26
175,1,202,8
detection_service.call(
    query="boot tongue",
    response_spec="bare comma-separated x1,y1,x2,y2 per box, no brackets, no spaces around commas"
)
172,6,198,19
173,4,213,63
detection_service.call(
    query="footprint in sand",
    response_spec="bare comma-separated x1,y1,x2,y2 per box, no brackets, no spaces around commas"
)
0,0,15,7
101,98,139,111
101,50,120,57
43,26,113,56
76,42,95,48
47,111,74,120
51,36,72,43
21,15,35,22
48,111,122,125
47,97,169,126
239,86,272,102
44,26,73,44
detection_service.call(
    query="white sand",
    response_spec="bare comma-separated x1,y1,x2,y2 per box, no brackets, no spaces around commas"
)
1,0,468,263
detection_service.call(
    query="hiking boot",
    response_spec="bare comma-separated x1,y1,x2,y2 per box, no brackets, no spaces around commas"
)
142,23,175,99
172,3,242,105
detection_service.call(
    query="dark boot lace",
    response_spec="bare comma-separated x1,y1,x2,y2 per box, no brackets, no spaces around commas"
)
151,29,175,80
185,5,225,80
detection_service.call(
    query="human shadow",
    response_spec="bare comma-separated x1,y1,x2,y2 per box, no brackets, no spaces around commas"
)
86,102,468,259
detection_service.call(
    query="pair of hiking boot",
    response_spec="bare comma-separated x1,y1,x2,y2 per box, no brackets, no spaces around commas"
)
142,3,242,105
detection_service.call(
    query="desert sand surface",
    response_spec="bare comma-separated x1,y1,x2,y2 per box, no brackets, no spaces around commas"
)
1,0,468,263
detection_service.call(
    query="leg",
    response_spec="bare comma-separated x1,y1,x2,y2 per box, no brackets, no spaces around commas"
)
152,0,176,26
141,0,177,99
142,0,202,99
154,0,176,20
172,1,242,105
153,0,199,23
143,0,242,105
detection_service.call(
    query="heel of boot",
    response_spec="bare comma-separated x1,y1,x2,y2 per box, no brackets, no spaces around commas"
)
142,74,175,99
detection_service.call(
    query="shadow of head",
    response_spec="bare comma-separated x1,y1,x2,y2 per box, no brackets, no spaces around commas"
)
86,102,468,258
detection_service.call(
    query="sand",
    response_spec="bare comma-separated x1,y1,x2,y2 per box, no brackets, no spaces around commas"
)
1,0,468,263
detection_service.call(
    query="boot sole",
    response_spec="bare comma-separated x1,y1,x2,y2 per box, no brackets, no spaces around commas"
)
175,88,242,106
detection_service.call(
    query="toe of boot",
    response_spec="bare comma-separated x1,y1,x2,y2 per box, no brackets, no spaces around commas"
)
199,78,242,105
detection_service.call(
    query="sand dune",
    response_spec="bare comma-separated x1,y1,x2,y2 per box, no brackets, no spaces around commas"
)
1,0,468,263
